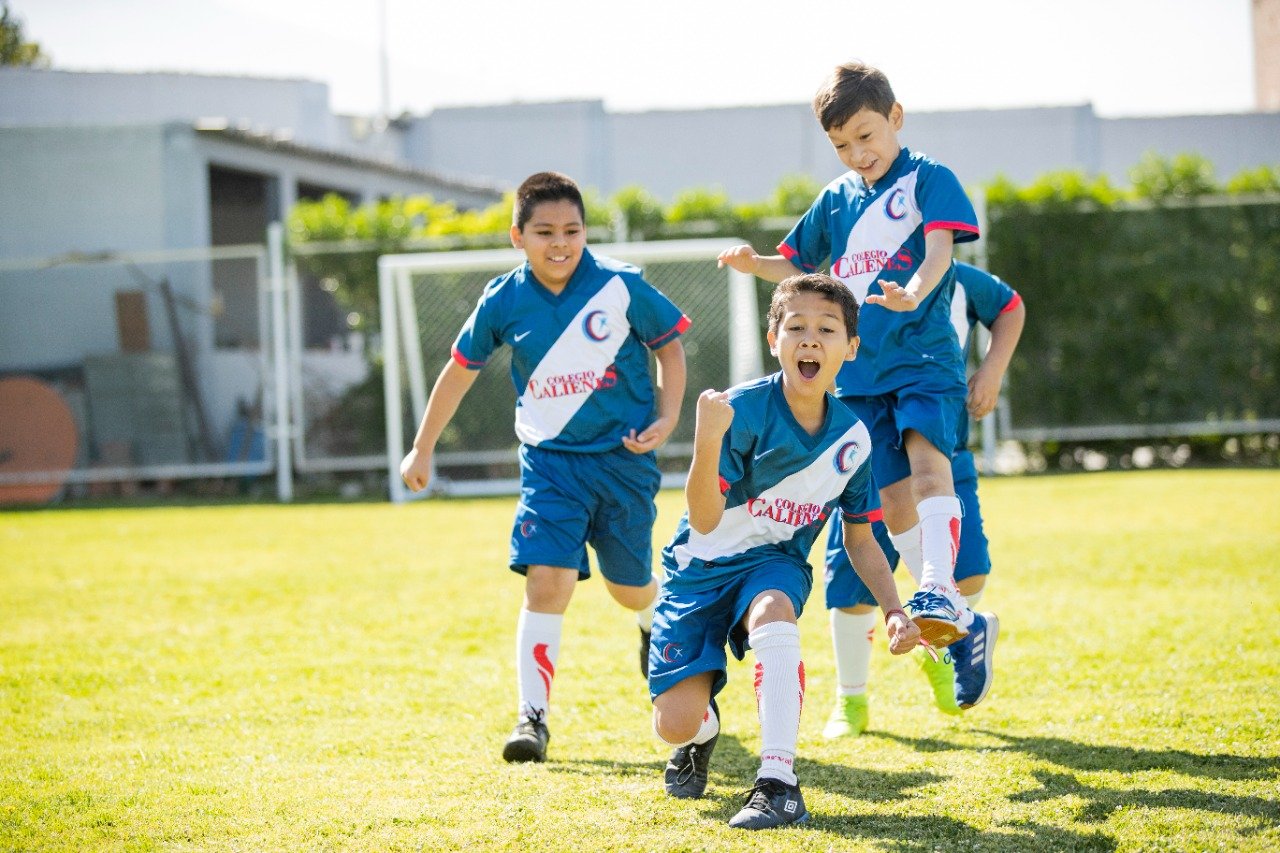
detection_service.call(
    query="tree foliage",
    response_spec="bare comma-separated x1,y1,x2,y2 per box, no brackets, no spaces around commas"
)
1,3,49,67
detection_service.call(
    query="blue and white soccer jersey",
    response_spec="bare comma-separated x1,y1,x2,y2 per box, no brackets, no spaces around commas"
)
781,146,979,487
648,374,879,700
452,247,690,584
825,264,1022,609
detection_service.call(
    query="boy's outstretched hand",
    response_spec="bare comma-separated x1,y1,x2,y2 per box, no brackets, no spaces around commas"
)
716,244,761,274
623,415,676,453
865,280,921,312
400,447,432,492
886,609,921,655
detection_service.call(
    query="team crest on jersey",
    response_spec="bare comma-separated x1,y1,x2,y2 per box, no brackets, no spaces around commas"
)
884,188,909,221
582,310,611,341
834,440,861,473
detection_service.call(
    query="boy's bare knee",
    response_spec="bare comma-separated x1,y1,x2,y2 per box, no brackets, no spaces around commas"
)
746,591,797,630
605,577,657,611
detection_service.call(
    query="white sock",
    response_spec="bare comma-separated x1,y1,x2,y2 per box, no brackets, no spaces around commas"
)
830,609,875,697
636,574,660,632
655,702,720,747
888,523,923,585
966,590,984,610
917,496,972,628
516,608,562,718
750,621,803,786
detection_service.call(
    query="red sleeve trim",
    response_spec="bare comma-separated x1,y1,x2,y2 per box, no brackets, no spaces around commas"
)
776,242,817,272
924,221,981,236
646,315,692,347
451,347,486,369
718,476,731,494
998,291,1023,315
843,507,884,523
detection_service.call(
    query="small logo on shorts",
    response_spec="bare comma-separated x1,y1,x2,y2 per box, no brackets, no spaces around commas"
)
519,519,538,537
661,643,684,662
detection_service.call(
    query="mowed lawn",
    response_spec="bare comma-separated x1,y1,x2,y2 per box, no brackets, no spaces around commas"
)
2,469,1278,852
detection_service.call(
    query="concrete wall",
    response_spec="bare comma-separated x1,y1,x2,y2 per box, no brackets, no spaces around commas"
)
0,68,336,149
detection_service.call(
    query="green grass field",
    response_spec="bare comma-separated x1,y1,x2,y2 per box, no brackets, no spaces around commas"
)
2,469,1278,852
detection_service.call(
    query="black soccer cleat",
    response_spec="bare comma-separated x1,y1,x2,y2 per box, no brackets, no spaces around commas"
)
502,709,549,763
640,627,652,678
728,776,810,830
664,699,719,798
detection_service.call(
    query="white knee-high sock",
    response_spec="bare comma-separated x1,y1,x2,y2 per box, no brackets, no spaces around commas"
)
889,523,923,585
516,608,562,718
830,609,876,697
966,590,984,610
917,496,972,627
750,621,803,786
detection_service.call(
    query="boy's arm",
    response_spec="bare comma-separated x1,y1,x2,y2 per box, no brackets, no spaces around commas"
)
623,339,687,453
716,244,805,283
968,297,1026,419
400,359,480,492
685,389,734,534
843,520,921,654
865,229,955,312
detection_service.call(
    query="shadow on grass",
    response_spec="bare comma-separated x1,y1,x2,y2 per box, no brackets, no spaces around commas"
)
872,729,1280,782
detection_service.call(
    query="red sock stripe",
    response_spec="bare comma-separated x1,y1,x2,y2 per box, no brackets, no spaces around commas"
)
949,516,961,568
798,661,806,714
753,661,764,713
533,642,555,701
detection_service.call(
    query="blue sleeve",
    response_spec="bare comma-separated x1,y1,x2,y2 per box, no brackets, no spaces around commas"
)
957,263,1020,330
451,286,503,370
916,162,980,245
838,456,881,524
627,274,691,349
778,189,832,273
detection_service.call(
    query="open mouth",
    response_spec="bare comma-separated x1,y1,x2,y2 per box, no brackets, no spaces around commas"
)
798,359,820,379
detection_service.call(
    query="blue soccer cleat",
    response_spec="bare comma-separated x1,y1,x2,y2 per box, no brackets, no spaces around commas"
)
728,776,809,830
904,586,969,648
951,611,999,709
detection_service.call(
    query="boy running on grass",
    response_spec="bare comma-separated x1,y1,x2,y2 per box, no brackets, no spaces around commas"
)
648,273,919,830
401,171,689,763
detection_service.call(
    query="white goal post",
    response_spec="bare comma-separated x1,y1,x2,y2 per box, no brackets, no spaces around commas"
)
378,239,762,503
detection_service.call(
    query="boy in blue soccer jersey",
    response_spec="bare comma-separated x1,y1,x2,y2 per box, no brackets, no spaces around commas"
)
718,61,998,705
648,274,920,830
822,263,1025,736
400,172,690,763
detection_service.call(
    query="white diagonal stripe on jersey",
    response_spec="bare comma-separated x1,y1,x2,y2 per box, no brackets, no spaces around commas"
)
515,275,631,446
833,170,921,304
674,421,872,569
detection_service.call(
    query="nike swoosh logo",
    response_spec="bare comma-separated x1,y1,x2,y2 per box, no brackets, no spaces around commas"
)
513,331,531,342
753,449,776,463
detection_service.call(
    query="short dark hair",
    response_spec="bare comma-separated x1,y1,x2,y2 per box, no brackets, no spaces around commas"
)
767,273,859,339
512,171,586,231
812,61,896,131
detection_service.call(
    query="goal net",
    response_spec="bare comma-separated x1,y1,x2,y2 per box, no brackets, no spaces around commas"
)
378,239,764,502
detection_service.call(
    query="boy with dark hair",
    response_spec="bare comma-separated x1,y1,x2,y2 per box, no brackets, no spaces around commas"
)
823,262,1025,736
718,60,998,706
648,273,919,830
401,171,689,763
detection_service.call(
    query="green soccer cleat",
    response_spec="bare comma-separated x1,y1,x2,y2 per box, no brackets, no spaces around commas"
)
916,646,963,716
821,693,869,738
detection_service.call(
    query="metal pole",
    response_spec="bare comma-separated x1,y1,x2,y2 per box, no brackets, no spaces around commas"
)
268,222,294,501
727,269,763,385
380,258,407,503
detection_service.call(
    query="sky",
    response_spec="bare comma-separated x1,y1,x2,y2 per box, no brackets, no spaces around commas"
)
13,0,1258,119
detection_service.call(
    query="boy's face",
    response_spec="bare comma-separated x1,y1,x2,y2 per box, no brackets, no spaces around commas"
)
510,199,586,289
826,103,904,186
767,291,857,396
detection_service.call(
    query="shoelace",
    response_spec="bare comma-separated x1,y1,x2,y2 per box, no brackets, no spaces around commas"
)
909,589,955,615
672,741,705,785
736,778,786,810
517,708,546,732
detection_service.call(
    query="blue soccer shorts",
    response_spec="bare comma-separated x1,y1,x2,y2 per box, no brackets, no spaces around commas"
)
647,560,812,702
824,461,991,609
842,388,966,491
510,444,659,587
